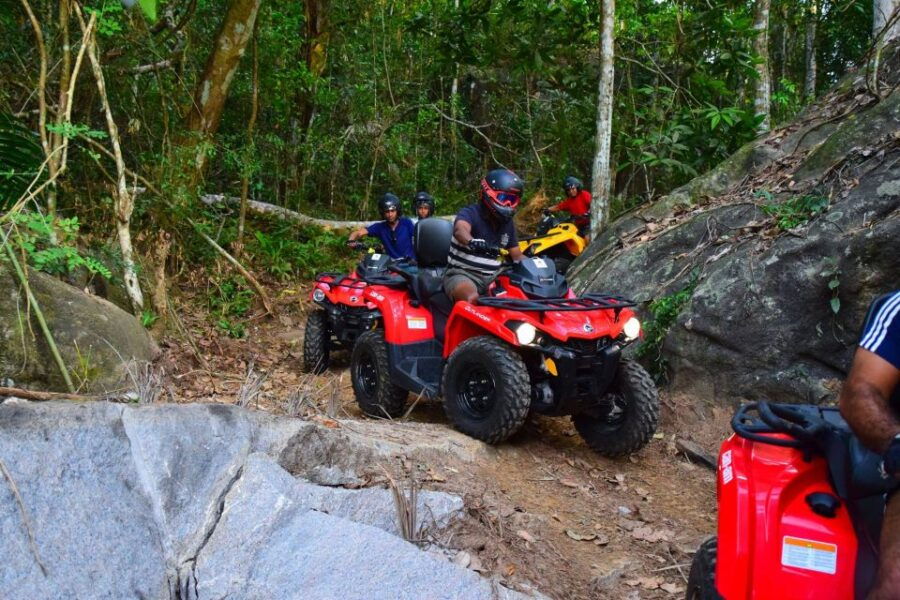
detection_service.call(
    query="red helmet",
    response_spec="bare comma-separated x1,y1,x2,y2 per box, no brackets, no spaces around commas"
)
480,169,524,222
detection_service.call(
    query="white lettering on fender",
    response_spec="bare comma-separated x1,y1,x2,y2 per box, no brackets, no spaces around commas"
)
721,450,734,485
463,304,492,323
369,291,385,302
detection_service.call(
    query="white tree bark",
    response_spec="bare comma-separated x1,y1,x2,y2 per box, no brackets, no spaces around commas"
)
753,0,772,133
874,0,900,43
590,0,615,238
803,0,818,102
77,7,143,311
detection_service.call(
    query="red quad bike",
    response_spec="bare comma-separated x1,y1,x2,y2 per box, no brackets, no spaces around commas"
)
686,401,899,600
349,218,659,456
303,241,411,373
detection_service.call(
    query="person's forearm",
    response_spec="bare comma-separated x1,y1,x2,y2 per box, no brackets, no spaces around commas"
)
840,381,900,453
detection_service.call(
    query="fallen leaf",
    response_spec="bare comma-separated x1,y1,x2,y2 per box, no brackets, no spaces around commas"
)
516,529,536,544
559,478,580,488
566,458,576,467
661,582,684,594
593,534,610,546
469,555,486,572
551,514,562,523
631,526,675,543
505,564,517,577
565,529,597,542
453,551,471,568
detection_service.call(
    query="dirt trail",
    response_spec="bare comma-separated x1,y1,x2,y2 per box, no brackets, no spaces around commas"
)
159,282,733,599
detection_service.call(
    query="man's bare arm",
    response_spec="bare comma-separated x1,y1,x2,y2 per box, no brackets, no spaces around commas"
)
453,220,474,245
348,227,368,242
839,348,900,454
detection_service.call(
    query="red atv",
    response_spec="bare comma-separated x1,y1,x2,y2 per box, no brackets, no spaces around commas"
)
349,218,659,456
687,401,898,599
303,241,411,373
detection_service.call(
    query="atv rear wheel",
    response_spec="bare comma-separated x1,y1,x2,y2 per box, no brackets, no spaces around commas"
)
303,310,330,374
686,537,721,600
442,336,531,444
572,359,659,457
351,330,408,418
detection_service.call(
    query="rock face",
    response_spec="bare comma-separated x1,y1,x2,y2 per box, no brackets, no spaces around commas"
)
570,66,900,405
0,263,158,392
0,402,513,600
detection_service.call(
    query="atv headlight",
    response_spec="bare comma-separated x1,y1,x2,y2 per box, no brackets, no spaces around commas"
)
623,317,641,341
313,289,326,302
514,322,538,345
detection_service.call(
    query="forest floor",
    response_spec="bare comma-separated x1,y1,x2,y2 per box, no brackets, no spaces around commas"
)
156,277,734,600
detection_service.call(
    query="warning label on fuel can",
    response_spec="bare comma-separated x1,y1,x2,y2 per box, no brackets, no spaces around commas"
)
781,536,837,575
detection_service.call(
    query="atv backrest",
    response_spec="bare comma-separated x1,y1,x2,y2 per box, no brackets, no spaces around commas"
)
414,218,453,268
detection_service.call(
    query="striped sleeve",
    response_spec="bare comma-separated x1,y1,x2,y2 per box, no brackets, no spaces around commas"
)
860,291,900,369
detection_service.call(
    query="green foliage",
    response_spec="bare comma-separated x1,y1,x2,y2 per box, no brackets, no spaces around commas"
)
45,122,108,140
84,2,125,37
208,275,254,338
636,275,700,380
758,191,829,230
8,212,111,279
0,113,43,210
821,257,842,314
140,309,159,328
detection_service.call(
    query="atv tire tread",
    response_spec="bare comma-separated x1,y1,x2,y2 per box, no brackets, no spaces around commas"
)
303,310,330,374
572,358,659,457
351,330,408,418
686,536,722,600
442,336,531,444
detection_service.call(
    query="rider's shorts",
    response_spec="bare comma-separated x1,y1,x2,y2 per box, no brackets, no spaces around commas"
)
443,267,494,297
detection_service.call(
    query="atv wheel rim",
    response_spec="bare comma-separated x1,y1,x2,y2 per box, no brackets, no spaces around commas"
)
601,391,627,427
457,365,496,420
355,351,378,398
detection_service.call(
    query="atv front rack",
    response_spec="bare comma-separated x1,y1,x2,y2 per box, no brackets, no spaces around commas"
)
476,292,635,312
315,273,368,290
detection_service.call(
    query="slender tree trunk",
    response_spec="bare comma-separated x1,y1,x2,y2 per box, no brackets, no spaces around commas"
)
804,0,818,102
299,0,330,132
874,0,900,43
752,0,771,133
76,7,144,312
184,0,261,172
590,0,615,237
236,25,259,249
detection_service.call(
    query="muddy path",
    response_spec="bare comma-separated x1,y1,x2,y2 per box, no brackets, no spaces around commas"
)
158,282,733,599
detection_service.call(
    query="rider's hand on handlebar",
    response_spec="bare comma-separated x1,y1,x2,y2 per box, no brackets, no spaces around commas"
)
347,240,364,250
468,238,500,258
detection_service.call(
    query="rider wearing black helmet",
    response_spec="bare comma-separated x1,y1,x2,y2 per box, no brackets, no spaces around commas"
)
444,169,525,304
547,175,592,238
348,193,415,260
412,191,435,223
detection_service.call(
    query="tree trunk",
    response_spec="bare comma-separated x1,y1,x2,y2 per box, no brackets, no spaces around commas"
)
803,0,817,102
236,24,259,249
298,0,330,132
874,0,900,43
590,0,615,237
752,0,771,133
184,0,261,170
77,7,144,312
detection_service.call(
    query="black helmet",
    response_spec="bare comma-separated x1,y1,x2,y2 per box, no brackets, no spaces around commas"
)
413,191,435,217
480,169,524,223
563,176,583,192
378,193,401,219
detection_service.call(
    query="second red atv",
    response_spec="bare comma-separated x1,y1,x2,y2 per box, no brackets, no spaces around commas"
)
349,218,659,457
303,241,411,373
686,401,898,600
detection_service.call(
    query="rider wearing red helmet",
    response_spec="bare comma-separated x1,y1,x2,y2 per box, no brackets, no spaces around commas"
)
444,169,525,304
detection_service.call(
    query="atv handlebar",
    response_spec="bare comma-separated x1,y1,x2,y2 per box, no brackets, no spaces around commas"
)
731,402,812,449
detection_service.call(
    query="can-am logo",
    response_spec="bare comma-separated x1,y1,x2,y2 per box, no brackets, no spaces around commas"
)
350,296,358,303
464,304,492,323
583,321,594,332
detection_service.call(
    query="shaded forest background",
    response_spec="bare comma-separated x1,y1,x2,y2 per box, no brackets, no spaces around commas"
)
0,0,887,333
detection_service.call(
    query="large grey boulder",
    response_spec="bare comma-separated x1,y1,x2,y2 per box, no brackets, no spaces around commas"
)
0,402,512,600
0,263,158,392
570,82,900,404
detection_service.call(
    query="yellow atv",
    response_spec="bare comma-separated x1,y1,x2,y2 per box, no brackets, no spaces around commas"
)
518,211,587,274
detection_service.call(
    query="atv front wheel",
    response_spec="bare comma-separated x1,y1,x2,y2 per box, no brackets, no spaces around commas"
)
686,537,721,600
442,336,531,444
351,330,408,418
572,358,659,457
303,310,330,374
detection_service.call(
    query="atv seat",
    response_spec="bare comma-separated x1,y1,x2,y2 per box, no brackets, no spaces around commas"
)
406,218,454,341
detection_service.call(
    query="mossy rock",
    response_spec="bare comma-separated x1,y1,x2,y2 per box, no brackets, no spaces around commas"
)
0,263,159,392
